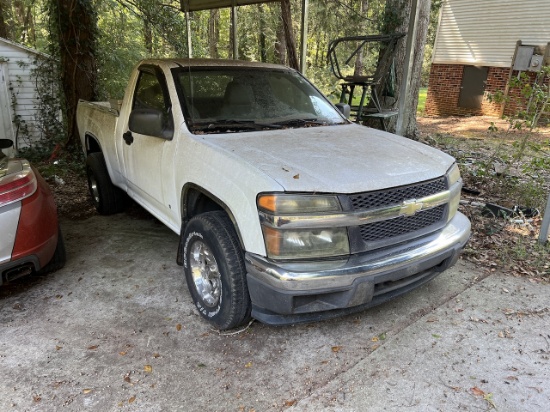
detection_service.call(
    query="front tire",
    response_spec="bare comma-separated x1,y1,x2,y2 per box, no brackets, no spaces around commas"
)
182,211,251,330
86,152,127,215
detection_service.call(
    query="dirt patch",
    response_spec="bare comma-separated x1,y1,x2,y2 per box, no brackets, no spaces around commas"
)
418,115,550,282
417,115,550,140
46,171,96,220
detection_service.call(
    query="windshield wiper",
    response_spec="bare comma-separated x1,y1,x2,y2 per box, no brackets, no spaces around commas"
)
191,119,282,132
274,118,327,128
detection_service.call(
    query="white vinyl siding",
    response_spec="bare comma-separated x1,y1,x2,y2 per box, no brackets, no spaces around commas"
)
433,0,550,67
0,39,50,147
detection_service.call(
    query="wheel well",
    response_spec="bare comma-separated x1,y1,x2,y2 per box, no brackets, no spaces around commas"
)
184,188,224,220
86,134,101,154
181,186,244,248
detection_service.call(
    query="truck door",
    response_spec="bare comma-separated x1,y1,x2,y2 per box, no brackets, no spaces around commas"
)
122,66,174,216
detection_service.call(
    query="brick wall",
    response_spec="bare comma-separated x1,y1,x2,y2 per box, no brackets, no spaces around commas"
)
502,71,542,117
425,64,523,117
424,64,466,116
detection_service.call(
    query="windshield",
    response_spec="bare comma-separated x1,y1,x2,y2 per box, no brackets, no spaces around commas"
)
173,67,346,133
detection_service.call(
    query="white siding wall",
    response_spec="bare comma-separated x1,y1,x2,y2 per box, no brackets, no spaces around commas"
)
433,0,550,67
0,39,46,147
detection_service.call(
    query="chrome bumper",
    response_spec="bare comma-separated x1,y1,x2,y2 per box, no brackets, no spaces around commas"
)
245,212,470,324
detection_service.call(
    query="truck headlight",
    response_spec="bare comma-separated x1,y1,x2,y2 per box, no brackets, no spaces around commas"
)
446,163,462,221
258,194,350,260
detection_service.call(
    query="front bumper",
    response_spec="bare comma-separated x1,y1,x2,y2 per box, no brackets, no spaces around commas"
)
245,212,471,325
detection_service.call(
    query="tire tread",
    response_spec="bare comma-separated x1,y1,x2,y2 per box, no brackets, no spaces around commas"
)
86,152,127,215
184,211,251,330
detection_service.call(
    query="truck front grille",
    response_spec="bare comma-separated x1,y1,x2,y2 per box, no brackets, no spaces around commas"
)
347,177,448,249
359,205,446,242
349,177,447,210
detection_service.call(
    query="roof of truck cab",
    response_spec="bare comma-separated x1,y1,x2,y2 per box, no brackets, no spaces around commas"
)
138,58,292,71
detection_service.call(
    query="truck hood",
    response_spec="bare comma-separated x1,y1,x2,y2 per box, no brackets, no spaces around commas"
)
202,124,455,193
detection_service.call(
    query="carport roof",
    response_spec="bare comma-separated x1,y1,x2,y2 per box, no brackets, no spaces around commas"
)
180,0,280,12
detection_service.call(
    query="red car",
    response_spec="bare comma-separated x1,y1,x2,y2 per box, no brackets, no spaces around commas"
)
0,139,65,284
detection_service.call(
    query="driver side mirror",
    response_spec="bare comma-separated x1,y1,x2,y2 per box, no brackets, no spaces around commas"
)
335,103,351,119
129,108,174,140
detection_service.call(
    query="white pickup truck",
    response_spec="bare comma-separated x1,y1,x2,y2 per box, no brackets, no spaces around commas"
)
77,58,470,330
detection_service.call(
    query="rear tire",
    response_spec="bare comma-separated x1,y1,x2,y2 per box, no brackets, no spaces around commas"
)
86,152,127,215
182,211,251,330
39,226,66,275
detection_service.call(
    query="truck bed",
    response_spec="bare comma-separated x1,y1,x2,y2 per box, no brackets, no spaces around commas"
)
76,100,124,185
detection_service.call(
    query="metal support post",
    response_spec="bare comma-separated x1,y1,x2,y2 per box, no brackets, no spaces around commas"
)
395,0,419,136
186,12,193,58
300,0,309,74
539,193,550,244
232,1,238,59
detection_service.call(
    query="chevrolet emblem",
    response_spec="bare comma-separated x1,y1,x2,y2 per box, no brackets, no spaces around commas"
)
400,200,423,217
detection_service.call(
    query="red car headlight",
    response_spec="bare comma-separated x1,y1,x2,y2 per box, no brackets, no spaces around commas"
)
0,159,38,208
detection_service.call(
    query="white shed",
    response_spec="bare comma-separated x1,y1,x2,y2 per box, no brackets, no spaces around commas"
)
426,0,550,117
432,0,550,67
0,37,53,150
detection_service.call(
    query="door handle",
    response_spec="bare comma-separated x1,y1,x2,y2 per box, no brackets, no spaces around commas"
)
123,131,134,145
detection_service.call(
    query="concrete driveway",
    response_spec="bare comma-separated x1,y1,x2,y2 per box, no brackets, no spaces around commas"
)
1,210,548,411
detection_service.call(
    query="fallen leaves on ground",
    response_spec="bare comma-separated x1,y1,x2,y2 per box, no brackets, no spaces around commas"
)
471,386,485,396
417,119,550,283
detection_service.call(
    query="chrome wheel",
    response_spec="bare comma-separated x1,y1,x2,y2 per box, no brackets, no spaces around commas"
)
189,240,221,307
89,174,100,204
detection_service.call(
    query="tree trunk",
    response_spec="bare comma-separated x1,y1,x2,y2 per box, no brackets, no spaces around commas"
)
275,20,286,65
229,7,235,59
379,0,430,138
353,0,369,77
208,9,219,58
143,19,153,54
280,0,298,70
51,0,98,151
258,4,267,62
22,5,35,45
13,0,25,42
0,0,9,39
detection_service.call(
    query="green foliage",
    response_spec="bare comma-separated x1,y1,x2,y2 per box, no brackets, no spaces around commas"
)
2,0,436,158
421,1,443,87
32,56,65,147
35,151,87,178
484,66,550,197
488,67,550,135
95,0,148,98
417,87,427,113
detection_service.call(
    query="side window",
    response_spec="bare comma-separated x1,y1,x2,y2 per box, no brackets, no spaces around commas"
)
134,71,167,111
130,69,174,139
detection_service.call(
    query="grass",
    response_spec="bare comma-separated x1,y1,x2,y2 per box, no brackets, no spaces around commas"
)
417,87,427,114
329,86,429,114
